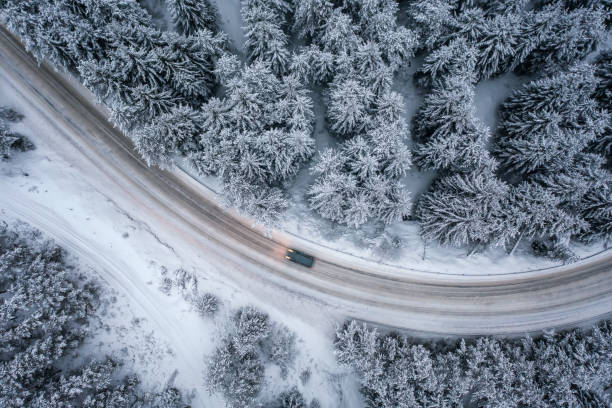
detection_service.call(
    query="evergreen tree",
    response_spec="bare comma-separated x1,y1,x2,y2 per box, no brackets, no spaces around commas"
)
206,339,265,408
327,79,373,136
407,0,457,51
292,0,334,39
290,45,335,84
497,64,608,174
276,387,307,408
413,75,496,173
190,61,315,225
205,304,298,408
167,0,217,36
131,105,202,167
243,1,290,75
0,223,188,407
517,4,606,73
504,182,587,248
592,51,612,156
578,186,612,244
416,171,510,247
414,37,478,89
309,93,411,228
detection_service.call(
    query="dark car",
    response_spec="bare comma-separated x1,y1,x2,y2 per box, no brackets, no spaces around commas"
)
285,248,315,268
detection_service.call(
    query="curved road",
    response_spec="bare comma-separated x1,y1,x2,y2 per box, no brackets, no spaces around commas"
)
1,27,611,335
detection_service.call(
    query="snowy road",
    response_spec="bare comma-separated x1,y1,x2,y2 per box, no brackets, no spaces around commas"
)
1,26,611,335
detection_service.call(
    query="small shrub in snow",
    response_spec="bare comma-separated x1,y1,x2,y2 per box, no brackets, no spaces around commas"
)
193,292,220,316
0,105,33,160
159,276,174,295
309,399,321,408
299,368,311,385
173,267,198,292
277,387,306,408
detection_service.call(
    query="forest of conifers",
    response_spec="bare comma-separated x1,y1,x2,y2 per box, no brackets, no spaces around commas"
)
2,0,611,260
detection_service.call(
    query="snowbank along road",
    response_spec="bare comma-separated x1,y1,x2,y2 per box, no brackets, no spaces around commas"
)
1,26,611,335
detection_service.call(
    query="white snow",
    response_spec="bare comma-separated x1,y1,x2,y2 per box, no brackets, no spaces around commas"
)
211,0,246,54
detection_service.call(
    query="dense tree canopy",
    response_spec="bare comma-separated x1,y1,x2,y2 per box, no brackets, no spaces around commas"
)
336,320,612,408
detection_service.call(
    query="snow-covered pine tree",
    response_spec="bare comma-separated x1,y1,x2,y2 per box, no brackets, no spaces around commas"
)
206,339,265,408
292,0,334,39
318,9,360,54
205,305,297,407
289,45,335,84
496,64,608,175
406,0,457,51
472,12,523,80
0,223,188,407
309,92,411,228
1,0,151,71
578,186,612,244
243,0,290,75
592,51,612,156
532,153,612,244
497,65,612,249
336,319,612,407
516,3,606,74
192,61,315,225
503,182,587,250
327,79,374,137
413,74,496,173
483,0,528,14
276,387,307,408
131,105,203,167
167,0,217,36
416,170,510,247
414,37,478,89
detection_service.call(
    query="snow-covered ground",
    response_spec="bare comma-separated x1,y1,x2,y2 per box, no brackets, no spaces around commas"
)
0,68,360,408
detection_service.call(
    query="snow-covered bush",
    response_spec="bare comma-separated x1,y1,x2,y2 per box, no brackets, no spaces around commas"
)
193,292,220,316
276,387,307,408
0,105,33,160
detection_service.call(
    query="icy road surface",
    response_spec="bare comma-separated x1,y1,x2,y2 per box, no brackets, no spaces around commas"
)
1,26,611,335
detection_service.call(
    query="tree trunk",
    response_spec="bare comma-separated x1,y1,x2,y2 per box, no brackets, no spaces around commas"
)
508,232,524,256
